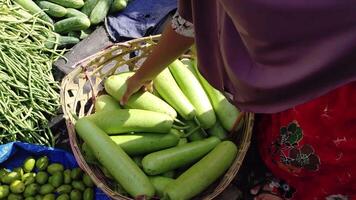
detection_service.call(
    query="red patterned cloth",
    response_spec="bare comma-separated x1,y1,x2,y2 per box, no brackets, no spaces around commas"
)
256,82,356,200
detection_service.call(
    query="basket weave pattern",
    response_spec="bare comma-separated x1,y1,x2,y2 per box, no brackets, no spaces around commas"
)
60,35,254,200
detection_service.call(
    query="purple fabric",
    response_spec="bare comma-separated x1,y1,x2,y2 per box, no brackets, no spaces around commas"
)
179,0,356,113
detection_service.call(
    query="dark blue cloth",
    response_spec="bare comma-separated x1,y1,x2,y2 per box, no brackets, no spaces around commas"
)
0,142,109,200
105,0,177,42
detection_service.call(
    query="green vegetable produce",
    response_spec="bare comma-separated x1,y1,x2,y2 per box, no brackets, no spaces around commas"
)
10,180,25,193
47,0,84,8
0,169,9,177
80,0,98,16
23,183,39,197
83,188,94,200
86,109,173,134
70,190,82,200
89,0,112,24
110,130,180,156
154,67,195,120
81,143,97,164
149,176,174,198
185,120,206,141
71,181,85,191
0,4,62,146
82,174,94,187
63,169,71,184
95,94,121,112
169,59,216,129
43,193,55,200
0,185,10,199
177,138,188,146
142,137,221,175
98,165,113,180
163,141,237,200
56,194,69,200
39,184,54,195
110,0,127,13
75,118,155,198
65,8,87,18
70,168,82,180
54,17,90,34
23,157,36,173
36,172,48,184
35,194,43,200
208,121,228,140
36,156,49,171
13,0,53,23
191,59,242,132
2,172,21,184
25,197,35,200
50,172,63,187
13,167,24,178
7,193,22,200
105,73,177,119
132,156,143,168
55,185,72,194
36,1,67,17
160,171,175,178
22,173,36,186
47,163,64,175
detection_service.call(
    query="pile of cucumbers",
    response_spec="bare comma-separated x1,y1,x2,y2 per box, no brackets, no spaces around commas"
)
13,0,129,48
0,156,95,200
74,58,243,199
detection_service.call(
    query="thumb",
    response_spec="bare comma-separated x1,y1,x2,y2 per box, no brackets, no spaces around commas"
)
120,88,131,106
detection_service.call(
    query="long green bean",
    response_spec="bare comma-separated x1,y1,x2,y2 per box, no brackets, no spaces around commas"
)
0,0,65,146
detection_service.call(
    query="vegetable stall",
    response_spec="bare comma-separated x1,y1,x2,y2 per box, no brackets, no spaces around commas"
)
0,0,254,199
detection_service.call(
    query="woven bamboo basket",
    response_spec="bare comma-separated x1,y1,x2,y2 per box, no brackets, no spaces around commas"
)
60,35,254,200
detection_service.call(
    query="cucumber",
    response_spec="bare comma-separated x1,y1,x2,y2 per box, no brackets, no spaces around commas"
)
47,0,84,8
67,31,80,38
45,34,79,49
65,8,87,18
80,0,98,16
110,129,180,156
95,94,121,112
105,73,177,119
191,59,241,131
208,121,227,140
54,17,90,34
36,1,67,17
110,0,127,13
58,35,80,47
164,141,237,200
149,176,174,198
154,67,195,120
86,109,173,134
13,0,53,24
75,118,155,198
169,59,216,129
142,137,221,175
89,0,112,25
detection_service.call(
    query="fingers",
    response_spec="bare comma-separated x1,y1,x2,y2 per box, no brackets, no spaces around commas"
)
120,90,130,106
143,80,154,93
120,77,135,106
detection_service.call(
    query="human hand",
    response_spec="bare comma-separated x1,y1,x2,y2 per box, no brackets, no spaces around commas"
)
120,75,153,106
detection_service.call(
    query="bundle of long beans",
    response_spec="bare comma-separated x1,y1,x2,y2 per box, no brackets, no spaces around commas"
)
0,0,64,146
